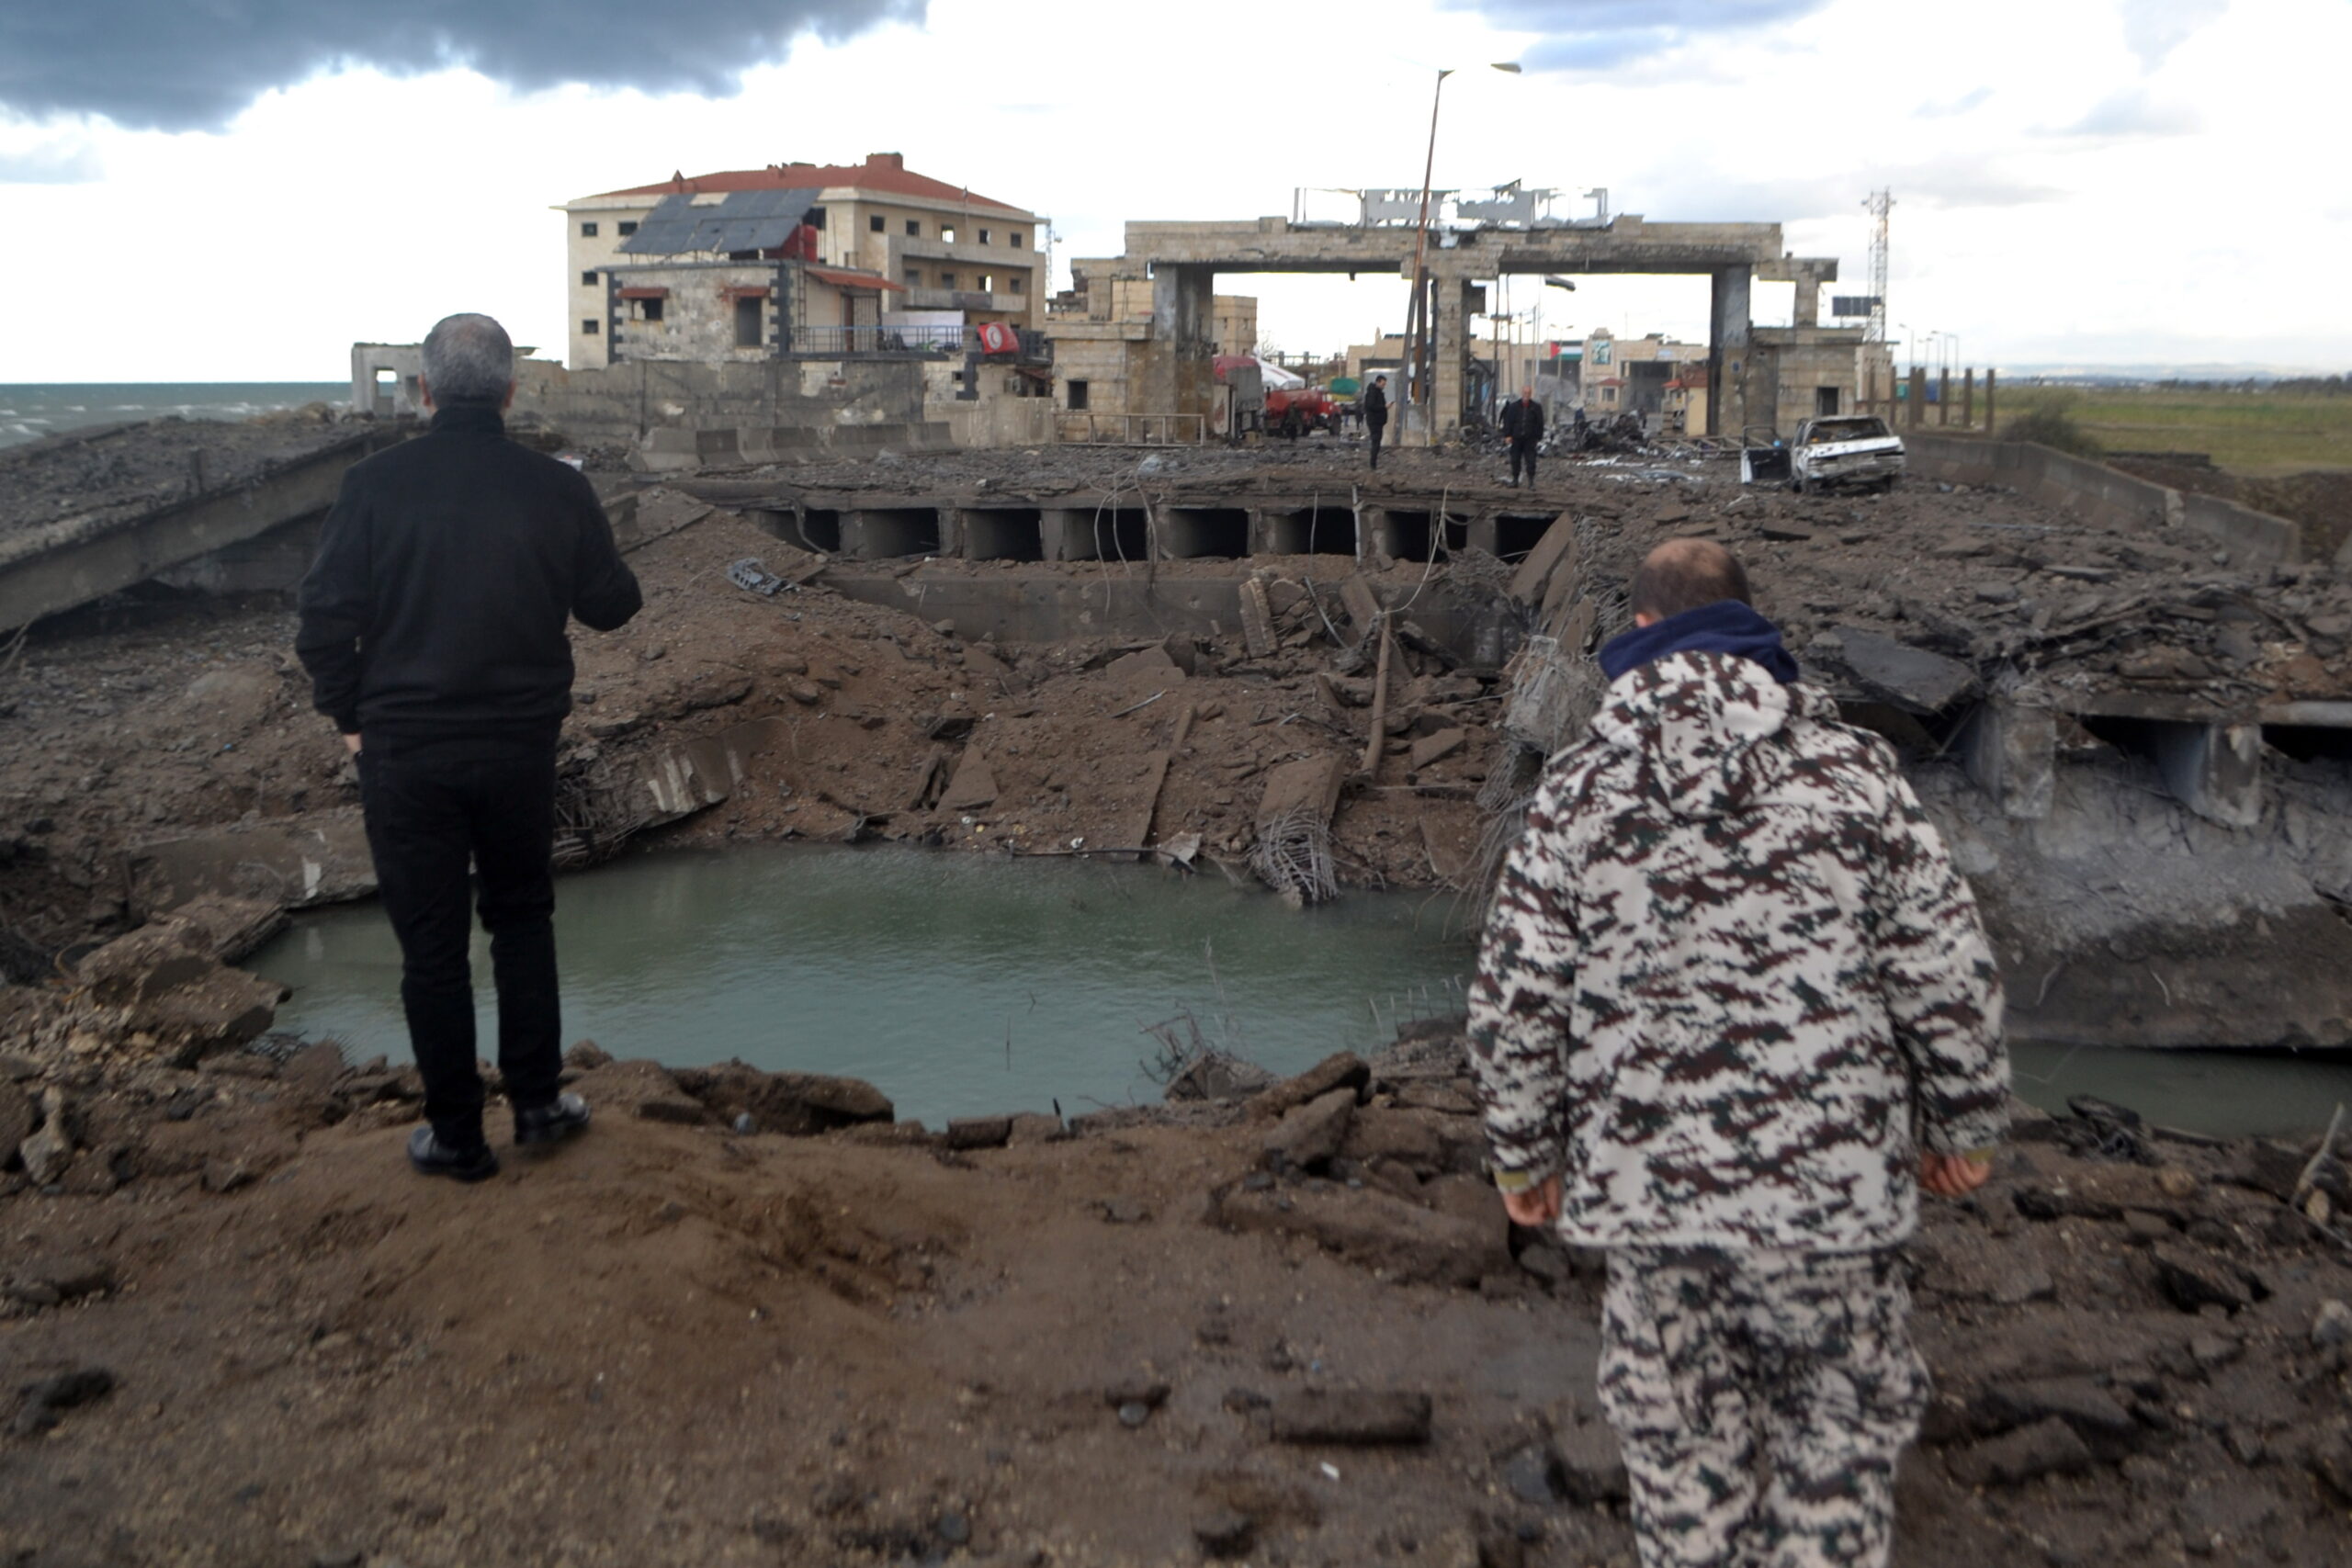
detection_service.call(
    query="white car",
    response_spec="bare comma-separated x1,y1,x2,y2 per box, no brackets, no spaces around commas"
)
1790,415,1905,494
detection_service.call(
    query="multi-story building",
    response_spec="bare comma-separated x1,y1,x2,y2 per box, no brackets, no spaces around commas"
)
558,153,1046,369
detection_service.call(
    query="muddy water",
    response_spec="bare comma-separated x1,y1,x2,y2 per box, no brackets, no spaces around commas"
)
248,844,2352,1138
252,845,1478,1129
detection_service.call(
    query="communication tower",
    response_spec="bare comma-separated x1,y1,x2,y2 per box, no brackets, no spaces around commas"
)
1863,189,1893,344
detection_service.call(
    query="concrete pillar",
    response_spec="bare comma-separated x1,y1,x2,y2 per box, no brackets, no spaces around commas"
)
1706,265,1751,437
1959,702,2055,820
1962,369,1975,430
1792,267,1820,329
1431,276,1474,445
1144,264,1216,432
1938,367,1951,426
1984,367,1997,434
2152,721,2263,829
1040,509,1084,562
1464,515,1500,556
1906,367,1926,429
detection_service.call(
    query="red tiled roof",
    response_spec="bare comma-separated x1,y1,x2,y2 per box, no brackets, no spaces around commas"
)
594,156,1030,217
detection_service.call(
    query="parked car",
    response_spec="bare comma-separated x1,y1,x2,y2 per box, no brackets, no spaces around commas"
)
1788,415,1905,493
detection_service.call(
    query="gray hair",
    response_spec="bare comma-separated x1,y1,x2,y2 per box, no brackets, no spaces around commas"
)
421,312,514,402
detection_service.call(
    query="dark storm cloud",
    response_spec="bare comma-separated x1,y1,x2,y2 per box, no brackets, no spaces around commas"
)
1451,1,1834,71
0,0,927,133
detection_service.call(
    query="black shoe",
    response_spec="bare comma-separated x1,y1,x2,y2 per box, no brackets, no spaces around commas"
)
514,1092,592,1150
408,1126,499,1183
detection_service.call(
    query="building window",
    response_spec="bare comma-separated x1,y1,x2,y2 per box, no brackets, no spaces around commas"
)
1012,231,1024,248
942,225,956,244
904,267,922,287
629,298,663,323
978,274,993,293
735,297,764,348
906,219,921,236
581,270,598,286
979,228,991,244
869,213,886,232
1067,379,1090,411
939,271,956,288
807,207,826,230
1009,274,1025,294
582,320,599,335
617,220,638,236
581,221,598,237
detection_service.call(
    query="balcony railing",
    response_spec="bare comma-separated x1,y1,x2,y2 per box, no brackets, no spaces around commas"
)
786,323,1051,361
789,323,962,355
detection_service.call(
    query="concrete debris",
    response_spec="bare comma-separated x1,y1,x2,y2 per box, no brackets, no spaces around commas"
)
1815,626,1979,713
1266,1389,1433,1446
726,558,789,596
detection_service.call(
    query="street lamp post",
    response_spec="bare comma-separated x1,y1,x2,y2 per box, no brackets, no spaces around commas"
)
1400,61,1520,446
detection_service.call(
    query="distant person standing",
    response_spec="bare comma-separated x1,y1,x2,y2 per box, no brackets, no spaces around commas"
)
1501,387,1544,487
1362,374,1390,469
297,313,642,1183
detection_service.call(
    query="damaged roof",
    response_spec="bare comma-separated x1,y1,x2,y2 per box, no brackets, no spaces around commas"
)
619,187,820,256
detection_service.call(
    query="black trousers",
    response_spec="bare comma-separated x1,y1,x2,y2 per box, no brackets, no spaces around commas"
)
358,739,563,1148
1510,437,1538,486
1368,423,1385,468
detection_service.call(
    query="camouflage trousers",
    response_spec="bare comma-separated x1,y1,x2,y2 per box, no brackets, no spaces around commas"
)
1598,1247,1929,1568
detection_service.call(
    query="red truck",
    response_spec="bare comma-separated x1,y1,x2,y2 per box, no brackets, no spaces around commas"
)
1214,355,1341,438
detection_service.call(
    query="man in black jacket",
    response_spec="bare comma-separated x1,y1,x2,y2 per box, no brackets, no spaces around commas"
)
298,313,642,1182
1362,374,1389,469
1501,387,1544,487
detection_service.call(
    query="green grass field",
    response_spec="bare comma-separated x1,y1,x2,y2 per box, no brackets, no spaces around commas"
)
1997,386,2352,477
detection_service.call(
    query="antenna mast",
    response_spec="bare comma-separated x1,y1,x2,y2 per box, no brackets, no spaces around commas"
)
1863,188,1893,344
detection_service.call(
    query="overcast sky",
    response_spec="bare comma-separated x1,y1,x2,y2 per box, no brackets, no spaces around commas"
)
2,0,2341,382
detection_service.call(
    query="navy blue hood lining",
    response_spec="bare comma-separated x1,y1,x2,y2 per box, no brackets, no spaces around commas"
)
1597,599,1801,685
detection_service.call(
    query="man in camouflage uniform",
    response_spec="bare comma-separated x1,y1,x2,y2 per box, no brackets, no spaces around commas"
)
1468,539,2009,1568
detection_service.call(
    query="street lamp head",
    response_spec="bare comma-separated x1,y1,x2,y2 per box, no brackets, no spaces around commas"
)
1544,276,1577,290
1490,62,1523,73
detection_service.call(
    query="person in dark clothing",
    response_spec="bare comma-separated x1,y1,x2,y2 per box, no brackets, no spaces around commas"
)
1501,387,1545,487
1362,374,1389,468
297,313,641,1182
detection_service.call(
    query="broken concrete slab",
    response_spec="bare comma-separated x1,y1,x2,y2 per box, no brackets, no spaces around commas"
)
1238,576,1277,659
1261,1088,1355,1172
1249,1052,1371,1122
1408,728,1467,772
1255,754,1347,829
127,813,377,919
1340,576,1384,643
1819,626,1979,713
1103,645,1183,686
1506,516,1577,604
940,750,1000,812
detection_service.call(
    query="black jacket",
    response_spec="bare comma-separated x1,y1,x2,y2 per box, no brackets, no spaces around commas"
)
297,402,641,746
1501,398,1545,441
1362,383,1389,426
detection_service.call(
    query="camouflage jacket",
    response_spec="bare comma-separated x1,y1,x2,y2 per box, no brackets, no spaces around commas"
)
1468,649,2009,1251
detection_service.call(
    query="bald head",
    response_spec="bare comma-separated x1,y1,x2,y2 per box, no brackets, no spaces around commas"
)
1631,539,1751,625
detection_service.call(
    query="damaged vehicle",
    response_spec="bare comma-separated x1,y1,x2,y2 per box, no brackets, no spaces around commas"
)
1789,414,1905,494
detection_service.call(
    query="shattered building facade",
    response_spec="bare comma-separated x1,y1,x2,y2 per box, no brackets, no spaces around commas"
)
560,154,1046,368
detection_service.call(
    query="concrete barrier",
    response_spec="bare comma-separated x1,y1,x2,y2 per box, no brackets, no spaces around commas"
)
1904,432,2301,567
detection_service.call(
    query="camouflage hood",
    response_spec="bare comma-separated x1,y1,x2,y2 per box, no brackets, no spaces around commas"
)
1467,646,2009,1253
1589,650,1841,821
